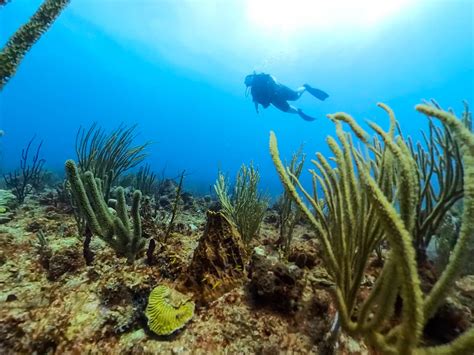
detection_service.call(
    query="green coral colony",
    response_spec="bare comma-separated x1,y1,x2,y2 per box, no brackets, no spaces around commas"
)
145,285,195,336
1,0,474,354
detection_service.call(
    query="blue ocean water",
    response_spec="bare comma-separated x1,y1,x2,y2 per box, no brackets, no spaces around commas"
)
0,0,473,196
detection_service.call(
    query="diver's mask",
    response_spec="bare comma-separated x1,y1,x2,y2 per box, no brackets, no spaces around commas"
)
244,74,255,97
244,74,255,87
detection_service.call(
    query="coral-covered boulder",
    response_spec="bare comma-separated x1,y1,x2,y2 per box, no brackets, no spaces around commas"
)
0,190,17,209
180,211,247,304
288,242,319,269
456,275,474,299
47,248,85,281
248,247,305,313
0,190,16,224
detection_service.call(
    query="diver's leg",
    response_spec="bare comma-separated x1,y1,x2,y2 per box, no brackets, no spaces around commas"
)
280,83,329,102
271,98,292,113
272,100,316,121
285,105,299,114
285,84,317,101
288,104,317,121
294,86,306,99
277,85,303,102
296,108,316,121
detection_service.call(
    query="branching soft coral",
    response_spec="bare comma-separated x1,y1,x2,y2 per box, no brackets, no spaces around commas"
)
405,101,471,261
0,0,70,90
65,159,146,263
270,103,474,354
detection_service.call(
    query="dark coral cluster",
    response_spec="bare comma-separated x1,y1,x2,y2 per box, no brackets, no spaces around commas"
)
248,247,305,313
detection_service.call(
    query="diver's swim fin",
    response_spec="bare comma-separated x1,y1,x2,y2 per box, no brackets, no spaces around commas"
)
297,109,316,121
304,84,329,101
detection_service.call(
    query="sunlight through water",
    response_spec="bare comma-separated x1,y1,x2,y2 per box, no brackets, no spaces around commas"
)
246,0,413,36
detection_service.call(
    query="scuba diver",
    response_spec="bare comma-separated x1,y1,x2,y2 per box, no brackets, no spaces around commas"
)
244,72,329,121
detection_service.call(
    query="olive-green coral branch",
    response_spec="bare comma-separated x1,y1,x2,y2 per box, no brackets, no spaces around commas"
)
276,145,305,257
270,131,339,275
214,163,268,244
0,0,70,90
416,327,474,355
405,101,469,260
65,159,146,263
355,145,423,353
415,104,474,321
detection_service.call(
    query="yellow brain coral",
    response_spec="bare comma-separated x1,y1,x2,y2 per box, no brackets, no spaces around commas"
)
145,285,195,336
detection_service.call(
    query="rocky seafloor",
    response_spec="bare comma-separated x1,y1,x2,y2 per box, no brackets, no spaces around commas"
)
0,186,473,354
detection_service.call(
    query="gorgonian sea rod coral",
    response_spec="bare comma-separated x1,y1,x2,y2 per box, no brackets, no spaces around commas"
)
0,0,70,90
269,103,474,354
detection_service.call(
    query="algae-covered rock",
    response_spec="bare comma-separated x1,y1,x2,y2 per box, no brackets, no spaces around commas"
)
456,275,474,299
46,248,84,281
0,212,13,224
145,285,195,336
0,190,16,224
288,242,319,269
0,190,17,209
248,247,305,313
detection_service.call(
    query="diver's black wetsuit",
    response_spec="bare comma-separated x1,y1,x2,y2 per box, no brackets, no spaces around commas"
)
249,74,275,110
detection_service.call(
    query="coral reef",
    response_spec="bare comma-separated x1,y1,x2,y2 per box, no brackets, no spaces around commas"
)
0,0,70,90
1,98,473,353
0,163,318,353
145,285,195,336
181,210,247,304
0,150,472,352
